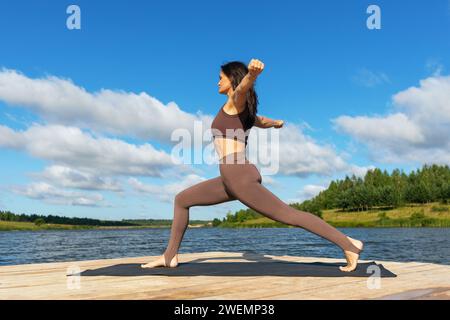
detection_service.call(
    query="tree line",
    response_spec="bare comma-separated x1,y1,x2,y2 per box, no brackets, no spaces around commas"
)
2,164,449,227
214,163,450,224
0,211,137,226
304,164,450,213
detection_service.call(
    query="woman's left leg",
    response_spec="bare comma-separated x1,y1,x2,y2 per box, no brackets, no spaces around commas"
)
142,175,236,268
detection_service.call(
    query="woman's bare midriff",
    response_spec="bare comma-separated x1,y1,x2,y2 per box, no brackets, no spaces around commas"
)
214,101,247,159
214,136,246,160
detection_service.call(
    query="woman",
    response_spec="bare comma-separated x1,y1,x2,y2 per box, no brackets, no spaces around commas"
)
142,59,364,272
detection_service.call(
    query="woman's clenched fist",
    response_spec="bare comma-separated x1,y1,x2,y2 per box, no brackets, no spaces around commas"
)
248,58,264,77
273,120,284,128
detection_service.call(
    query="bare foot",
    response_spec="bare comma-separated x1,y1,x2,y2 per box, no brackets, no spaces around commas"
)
141,254,178,268
339,236,364,272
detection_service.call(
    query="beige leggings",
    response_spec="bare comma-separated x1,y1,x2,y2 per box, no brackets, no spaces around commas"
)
162,151,361,266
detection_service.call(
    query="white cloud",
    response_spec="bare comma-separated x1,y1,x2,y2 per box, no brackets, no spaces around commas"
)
128,174,207,203
286,183,327,203
0,68,212,142
333,113,425,145
246,122,372,179
12,182,109,207
298,184,327,200
0,125,26,148
347,164,377,178
333,75,450,164
258,123,351,177
394,76,450,127
28,165,123,192
0,67,389,210
260,174,278,186
0,123,185,177
0,67,369,181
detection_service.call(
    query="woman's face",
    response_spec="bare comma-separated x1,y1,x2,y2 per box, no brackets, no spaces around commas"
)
218,71,232,94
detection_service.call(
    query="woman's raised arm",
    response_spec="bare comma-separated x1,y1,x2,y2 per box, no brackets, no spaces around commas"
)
232,58,264,109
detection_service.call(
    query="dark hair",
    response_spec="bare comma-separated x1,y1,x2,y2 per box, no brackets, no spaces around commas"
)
220,61,258,128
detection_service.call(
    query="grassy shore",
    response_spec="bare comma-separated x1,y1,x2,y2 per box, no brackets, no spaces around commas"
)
1,203,449,231
0,221,208,232
0,221,96,231
322,202,450,227
216,202,450,228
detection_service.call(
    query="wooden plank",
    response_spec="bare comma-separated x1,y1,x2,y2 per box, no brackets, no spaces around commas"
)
198,266,443,300
0,252,448,300
262,264,450,300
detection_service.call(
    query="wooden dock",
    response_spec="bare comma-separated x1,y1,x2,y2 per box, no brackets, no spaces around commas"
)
0,251,449,300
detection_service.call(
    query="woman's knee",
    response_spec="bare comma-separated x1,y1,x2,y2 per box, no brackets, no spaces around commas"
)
174,191,190,209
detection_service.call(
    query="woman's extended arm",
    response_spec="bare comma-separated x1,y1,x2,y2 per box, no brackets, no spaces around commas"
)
232,59,265,109
254,115,284,129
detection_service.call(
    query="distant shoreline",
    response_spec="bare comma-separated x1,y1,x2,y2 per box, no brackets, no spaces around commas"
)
0,221,212,232
1,202,449,232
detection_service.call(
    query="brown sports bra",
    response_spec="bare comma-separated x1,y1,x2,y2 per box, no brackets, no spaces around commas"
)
211,103,253,145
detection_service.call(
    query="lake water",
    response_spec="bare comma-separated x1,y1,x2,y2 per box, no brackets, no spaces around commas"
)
1,227,449,266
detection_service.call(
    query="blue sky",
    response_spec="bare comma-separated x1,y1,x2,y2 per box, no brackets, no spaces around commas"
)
0,0,449,220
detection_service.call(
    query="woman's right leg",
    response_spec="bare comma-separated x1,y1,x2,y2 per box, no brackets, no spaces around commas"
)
219,156,362,255
219,159,364,271
142,176,236,268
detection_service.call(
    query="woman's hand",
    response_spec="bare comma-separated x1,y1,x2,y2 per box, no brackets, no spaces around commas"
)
248,58,264,78
273,120,284,128
233,59,264,107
